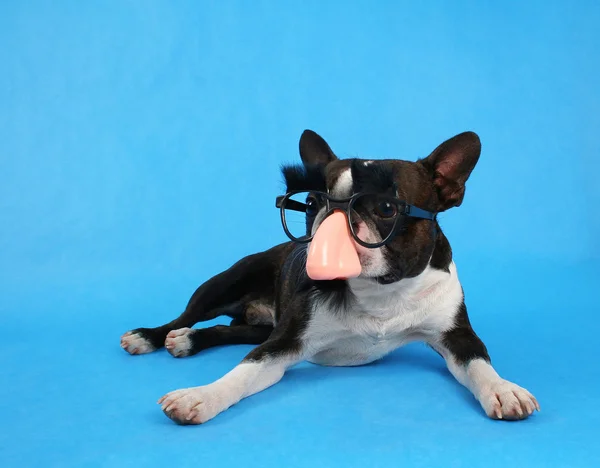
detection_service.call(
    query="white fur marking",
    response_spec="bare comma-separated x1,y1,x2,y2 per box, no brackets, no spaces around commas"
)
158,358,298,424
332,168,353,197
443,357,540,419
165,327,193,357
120,331,155,355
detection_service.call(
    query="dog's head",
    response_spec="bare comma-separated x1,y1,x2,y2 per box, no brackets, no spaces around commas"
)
279,129,481,284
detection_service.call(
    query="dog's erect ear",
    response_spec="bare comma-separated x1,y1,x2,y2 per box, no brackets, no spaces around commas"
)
299,130,338,166
419,131,481,211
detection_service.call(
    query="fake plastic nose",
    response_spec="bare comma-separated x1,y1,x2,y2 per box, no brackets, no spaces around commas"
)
306,211,362,281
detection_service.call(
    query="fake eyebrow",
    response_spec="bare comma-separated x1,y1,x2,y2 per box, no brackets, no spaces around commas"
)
281,164,327,192
350,160,395,193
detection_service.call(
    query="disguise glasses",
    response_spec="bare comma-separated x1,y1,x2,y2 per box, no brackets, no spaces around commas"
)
275,189,436,248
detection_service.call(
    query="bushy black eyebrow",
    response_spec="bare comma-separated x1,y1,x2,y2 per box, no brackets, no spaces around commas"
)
281,163,327,192
350,160,395,194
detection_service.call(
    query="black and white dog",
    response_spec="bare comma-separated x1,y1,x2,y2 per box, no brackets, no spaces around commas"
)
121,130,539,425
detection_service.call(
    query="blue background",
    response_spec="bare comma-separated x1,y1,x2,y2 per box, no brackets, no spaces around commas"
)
1,1,599,467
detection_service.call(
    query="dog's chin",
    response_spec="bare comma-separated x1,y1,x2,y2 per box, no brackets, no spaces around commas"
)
355,269,402,285
358,268,403,285
373,273,403,284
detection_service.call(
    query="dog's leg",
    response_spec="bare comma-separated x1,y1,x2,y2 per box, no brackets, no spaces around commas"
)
158,296,309,425
430,303,540,420
158,336,301,424
164,324,273,358
120,243,292,355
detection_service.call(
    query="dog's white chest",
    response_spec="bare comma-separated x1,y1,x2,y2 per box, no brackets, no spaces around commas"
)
303,264,463,367
307,315,413,366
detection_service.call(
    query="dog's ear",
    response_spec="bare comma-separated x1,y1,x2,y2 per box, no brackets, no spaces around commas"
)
299,130,338,166
419,131,481,211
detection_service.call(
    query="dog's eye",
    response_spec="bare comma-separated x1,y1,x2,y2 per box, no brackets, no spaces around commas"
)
305,196,318,217
374,201,397,219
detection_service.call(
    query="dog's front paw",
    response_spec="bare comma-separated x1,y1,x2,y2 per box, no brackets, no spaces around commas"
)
120,330,156,355
165,328,194,358
158,386,226,425
479,380,540,420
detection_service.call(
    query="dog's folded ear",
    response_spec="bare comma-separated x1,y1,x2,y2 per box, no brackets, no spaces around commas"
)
299,130,338,166
419,131,481,211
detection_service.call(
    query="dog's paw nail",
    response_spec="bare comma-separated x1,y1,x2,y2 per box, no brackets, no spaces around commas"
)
483,381,538,421
161,387,219,425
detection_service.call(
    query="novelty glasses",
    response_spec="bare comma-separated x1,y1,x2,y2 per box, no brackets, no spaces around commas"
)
275,190,436,248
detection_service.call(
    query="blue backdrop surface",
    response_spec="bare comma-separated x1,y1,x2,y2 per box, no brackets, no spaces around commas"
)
1,1,599,467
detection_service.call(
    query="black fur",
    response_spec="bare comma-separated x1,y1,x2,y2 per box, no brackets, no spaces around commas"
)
429,230,452,273
299,129,337,166
125,243,293,354
442,301,490,365
281,163,327,193
178,325,273,358
244,298,308,361
350,159,396,195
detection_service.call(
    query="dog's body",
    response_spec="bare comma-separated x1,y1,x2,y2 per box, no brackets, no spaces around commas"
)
121,130,539,424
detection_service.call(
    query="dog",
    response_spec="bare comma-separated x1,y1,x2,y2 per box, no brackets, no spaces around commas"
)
121,129,539,425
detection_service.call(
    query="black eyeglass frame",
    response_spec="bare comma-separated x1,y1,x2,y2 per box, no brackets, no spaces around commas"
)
275,187,437,248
